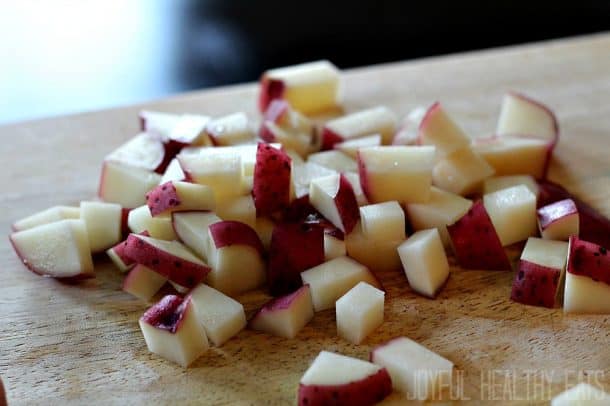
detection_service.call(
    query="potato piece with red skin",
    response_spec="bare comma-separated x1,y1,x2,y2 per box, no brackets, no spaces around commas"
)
123,234,210,289
252,143,292,217
511,261,562,308
447,200,511,270
298,351,392,406
208,221,265,256
537,180,610,249
145,181,215,217
268,222,325,296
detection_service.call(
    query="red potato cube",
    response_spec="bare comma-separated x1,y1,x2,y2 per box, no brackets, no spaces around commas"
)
309,173,360,234
146,181,215,217
159,158,186,184
358,146,435,204
123,234,210,289
106,231,149,273
345,220,403,274
127,205,177,241
335,134,382,159
324,231,346,260
564,236,610,314
307,150,358,173
9,219,94,280
123,264,168,302
392,106,427,146
472,134,552,179
12,205,80,232
171,211,222,260
483,175,539,197
447,200,511,270
406,186,473,248
321,106,397,149
250,284,314,339
397,229,450,298
359,201,406,242
301,256,381,312
139,295,209,367
252,143,292,217
510,238,568,308
205,221,266,296
139,110,181,137
343,172,368,206
80,201,122,253
291,161,337,199
98,161,161,209
105,132,167,173
496,92,559,148
215,194,256,229
336,282,385,344
260,99,317,158
178,152,243,201
537,198,579,241
432,147,495,196
167,114,213,147
188,284,246,346
418,102,471,157
268,222,325,296
484,185,537,246
536,180,610,249
298,351,392,406
206,112,255,146
259,60,341,114
370,337,453,401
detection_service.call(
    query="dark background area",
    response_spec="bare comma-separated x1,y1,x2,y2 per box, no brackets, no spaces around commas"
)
1,0,609,124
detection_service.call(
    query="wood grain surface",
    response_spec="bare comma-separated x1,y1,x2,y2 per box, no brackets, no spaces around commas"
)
2,33,610,405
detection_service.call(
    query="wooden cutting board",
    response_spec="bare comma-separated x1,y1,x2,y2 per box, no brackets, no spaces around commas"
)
1,33,610,405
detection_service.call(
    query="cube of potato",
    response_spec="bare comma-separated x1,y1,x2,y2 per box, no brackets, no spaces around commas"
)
336,282,385,344
483,185,537,246
397,229,450,298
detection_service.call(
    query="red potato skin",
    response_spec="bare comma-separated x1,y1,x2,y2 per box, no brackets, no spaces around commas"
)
252,143,292,217
567,236,610,285
298,367,392,406
510,260,561,308
537,180,610,249
320,127,344,151
537,198,578,229
8,235,94,282
356,150,373,202
140,295,189,334
258,284,310,314
268,222,325,296
156,141,184,174
335,174,360,234
121,207,131,236
281,196,319,223
123,234,210,288
209,220,265,256
111,230,150,270
416,101,441,144
258,77,285,113
146,181,181,216
0,376,6,406
97,161,111,202
447,200,512,271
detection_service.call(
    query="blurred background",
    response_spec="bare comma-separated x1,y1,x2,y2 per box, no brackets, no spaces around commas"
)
1,0,608,124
